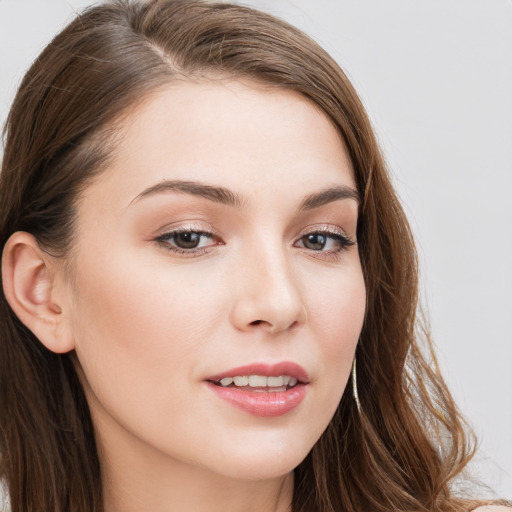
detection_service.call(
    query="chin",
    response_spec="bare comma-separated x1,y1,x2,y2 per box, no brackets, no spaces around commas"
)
213,457,301,482
199,434,316,481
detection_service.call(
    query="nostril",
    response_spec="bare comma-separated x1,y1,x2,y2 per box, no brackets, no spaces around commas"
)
250,320,263,326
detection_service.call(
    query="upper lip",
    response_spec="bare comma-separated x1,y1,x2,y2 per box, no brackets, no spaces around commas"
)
206,361,310,384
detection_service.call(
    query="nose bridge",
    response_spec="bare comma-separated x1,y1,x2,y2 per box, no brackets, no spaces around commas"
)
230,235,306,333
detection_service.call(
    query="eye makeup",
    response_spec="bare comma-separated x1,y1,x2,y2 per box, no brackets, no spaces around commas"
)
153,221,356,261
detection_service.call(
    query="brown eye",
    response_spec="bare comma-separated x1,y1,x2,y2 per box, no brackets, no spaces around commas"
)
295,230,355,253
173,231,202,249
156,229,216,253
301,233,327,250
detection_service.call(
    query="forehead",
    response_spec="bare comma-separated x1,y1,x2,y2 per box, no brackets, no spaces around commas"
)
79,79,355,211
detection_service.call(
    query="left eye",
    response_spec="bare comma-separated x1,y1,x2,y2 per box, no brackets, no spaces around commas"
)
295,232,353,252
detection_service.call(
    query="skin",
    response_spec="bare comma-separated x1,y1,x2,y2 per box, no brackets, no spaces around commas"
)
6,80,367,512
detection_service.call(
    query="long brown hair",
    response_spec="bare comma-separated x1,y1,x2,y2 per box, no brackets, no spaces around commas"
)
0,1,481,511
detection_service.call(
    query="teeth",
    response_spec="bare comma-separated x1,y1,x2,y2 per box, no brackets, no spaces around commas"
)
267,376,284,386
249,375,268,387
233,376,249,386
217,375,298,388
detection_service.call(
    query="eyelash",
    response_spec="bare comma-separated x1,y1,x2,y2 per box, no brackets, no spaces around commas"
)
154,225,356,260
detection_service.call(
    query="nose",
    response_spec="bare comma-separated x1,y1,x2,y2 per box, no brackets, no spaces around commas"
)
229,247,307,334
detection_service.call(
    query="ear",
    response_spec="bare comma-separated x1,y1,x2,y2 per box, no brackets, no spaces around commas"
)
1,231,75,353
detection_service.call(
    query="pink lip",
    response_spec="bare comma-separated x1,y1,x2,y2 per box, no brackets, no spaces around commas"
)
205,361,309,417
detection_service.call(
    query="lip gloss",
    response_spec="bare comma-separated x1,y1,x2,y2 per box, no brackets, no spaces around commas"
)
206,382,307,417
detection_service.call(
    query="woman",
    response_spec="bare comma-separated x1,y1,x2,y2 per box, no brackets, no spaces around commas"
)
0,1,509,511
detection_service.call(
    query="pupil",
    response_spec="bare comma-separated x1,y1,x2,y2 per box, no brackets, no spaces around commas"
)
304,233,326,250
175,232,200,249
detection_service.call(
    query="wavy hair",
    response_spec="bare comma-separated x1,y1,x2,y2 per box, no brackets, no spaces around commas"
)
0,1,482,511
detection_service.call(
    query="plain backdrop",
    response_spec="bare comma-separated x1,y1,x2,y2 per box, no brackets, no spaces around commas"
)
1,0,511,499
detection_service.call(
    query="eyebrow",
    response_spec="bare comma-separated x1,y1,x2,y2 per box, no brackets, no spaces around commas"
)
131,179,359,210
131,180,245,208
298,185,360,210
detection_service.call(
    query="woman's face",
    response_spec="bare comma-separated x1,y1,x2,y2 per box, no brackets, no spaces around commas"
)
63,80,366,480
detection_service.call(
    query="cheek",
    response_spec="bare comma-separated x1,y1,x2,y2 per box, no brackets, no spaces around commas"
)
308,262,366,349
67,249,238,467
306,263,366,404
72,247,221,346
68,249,225,412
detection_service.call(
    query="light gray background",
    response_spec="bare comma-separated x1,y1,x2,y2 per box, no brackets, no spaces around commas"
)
1,0,511,499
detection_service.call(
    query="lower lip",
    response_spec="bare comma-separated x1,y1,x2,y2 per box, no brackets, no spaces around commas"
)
206,382,307,417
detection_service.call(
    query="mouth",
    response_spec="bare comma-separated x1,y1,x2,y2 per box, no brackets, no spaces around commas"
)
205,362,309,417
208,374,300,393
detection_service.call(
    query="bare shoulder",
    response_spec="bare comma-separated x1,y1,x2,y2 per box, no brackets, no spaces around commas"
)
472,507,512,512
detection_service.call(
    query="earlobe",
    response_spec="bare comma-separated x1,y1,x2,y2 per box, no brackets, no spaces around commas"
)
1,231,75,353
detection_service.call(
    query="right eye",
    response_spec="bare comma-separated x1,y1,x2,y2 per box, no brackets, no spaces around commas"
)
169,231,209,249
155,229,219,255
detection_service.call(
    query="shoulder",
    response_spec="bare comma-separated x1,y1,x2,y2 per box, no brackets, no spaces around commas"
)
472,507,512,512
